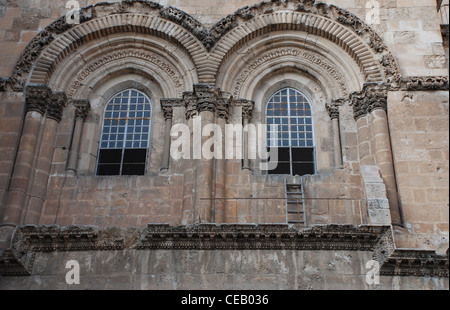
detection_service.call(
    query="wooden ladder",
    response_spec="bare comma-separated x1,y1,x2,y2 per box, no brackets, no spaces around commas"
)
284,179,306,226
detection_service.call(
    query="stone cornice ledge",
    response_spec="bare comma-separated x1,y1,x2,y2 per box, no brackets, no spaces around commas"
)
0,224,448,278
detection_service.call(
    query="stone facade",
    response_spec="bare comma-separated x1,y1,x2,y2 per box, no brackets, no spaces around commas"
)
0,0,448,290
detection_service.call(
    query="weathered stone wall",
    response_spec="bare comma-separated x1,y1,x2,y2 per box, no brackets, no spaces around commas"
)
388,90,449,254
0,92,24,211
0,249,448,290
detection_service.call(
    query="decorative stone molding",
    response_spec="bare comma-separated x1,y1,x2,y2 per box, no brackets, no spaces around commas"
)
25,84,52,116
232,48,349,97
46,92,67,122
0,225,125,276
135,224,391,251
10,8,96,91
380,249,449,278
72,99,91,120
399,76,449,91
7,0,400,90
68,50,184,98
1,224,448,278
350,83,388,121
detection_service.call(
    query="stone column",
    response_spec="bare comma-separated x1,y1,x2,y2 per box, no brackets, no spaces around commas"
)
0,85,50,245
161,100,174,172
25,92,67,224
327,101,343,168
67,100,90,175
241,101,255,171
214,97,231,223
194,84,217,224
352,84,402,227
181,93,197,225
367,86,402,227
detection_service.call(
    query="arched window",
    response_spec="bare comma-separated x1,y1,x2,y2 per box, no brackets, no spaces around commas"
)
96,89,152,176
266,88,315,176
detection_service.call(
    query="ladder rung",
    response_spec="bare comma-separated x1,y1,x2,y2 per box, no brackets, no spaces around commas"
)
287,201,304,204
287,211,305,214
286,192,304,194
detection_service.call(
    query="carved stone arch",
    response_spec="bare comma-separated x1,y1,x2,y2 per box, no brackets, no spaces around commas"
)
216,32,363,101
209,0,401,87
47,33,195,98
11,1,205,91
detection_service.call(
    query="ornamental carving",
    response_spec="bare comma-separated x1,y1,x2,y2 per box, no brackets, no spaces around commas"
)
400,76,449,91
235,99,255,121
1,224,448,278
10,8,95,91
72,99,91,120
46,92,67,122
25,84,52,115
69,50,184,97
233,48,348,97
182,85,232,120
160,99,184,121
326,101,341,120
350,83,388,121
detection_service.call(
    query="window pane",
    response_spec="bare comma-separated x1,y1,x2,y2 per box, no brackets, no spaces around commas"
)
292,148,314,162
123,149,147,164
98,149,122,164
97,164,121,176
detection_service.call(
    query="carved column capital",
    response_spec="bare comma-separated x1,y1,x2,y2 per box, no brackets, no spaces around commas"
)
326,99,345,120
46,92,67,122
182,84,232,120
72,99,91,120
194,84,220,114
216,93,232,120
351,83,388,120
161,99,183,121
183,92,198,120
25,84,51,115
235,99,255,120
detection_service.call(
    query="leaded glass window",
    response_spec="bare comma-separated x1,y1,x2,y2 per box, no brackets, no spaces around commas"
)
96,89,152,176
266,88,315,176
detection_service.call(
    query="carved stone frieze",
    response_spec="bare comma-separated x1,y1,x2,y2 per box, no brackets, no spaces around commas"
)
399,76,449,91
233,48,348,97
1,224,448,278
380,249,449,278
136,224,391,251
69,49,184,97
25,84,52,115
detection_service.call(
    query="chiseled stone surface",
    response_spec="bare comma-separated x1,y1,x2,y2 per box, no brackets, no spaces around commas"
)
0,0,448,290
0,249,448,290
